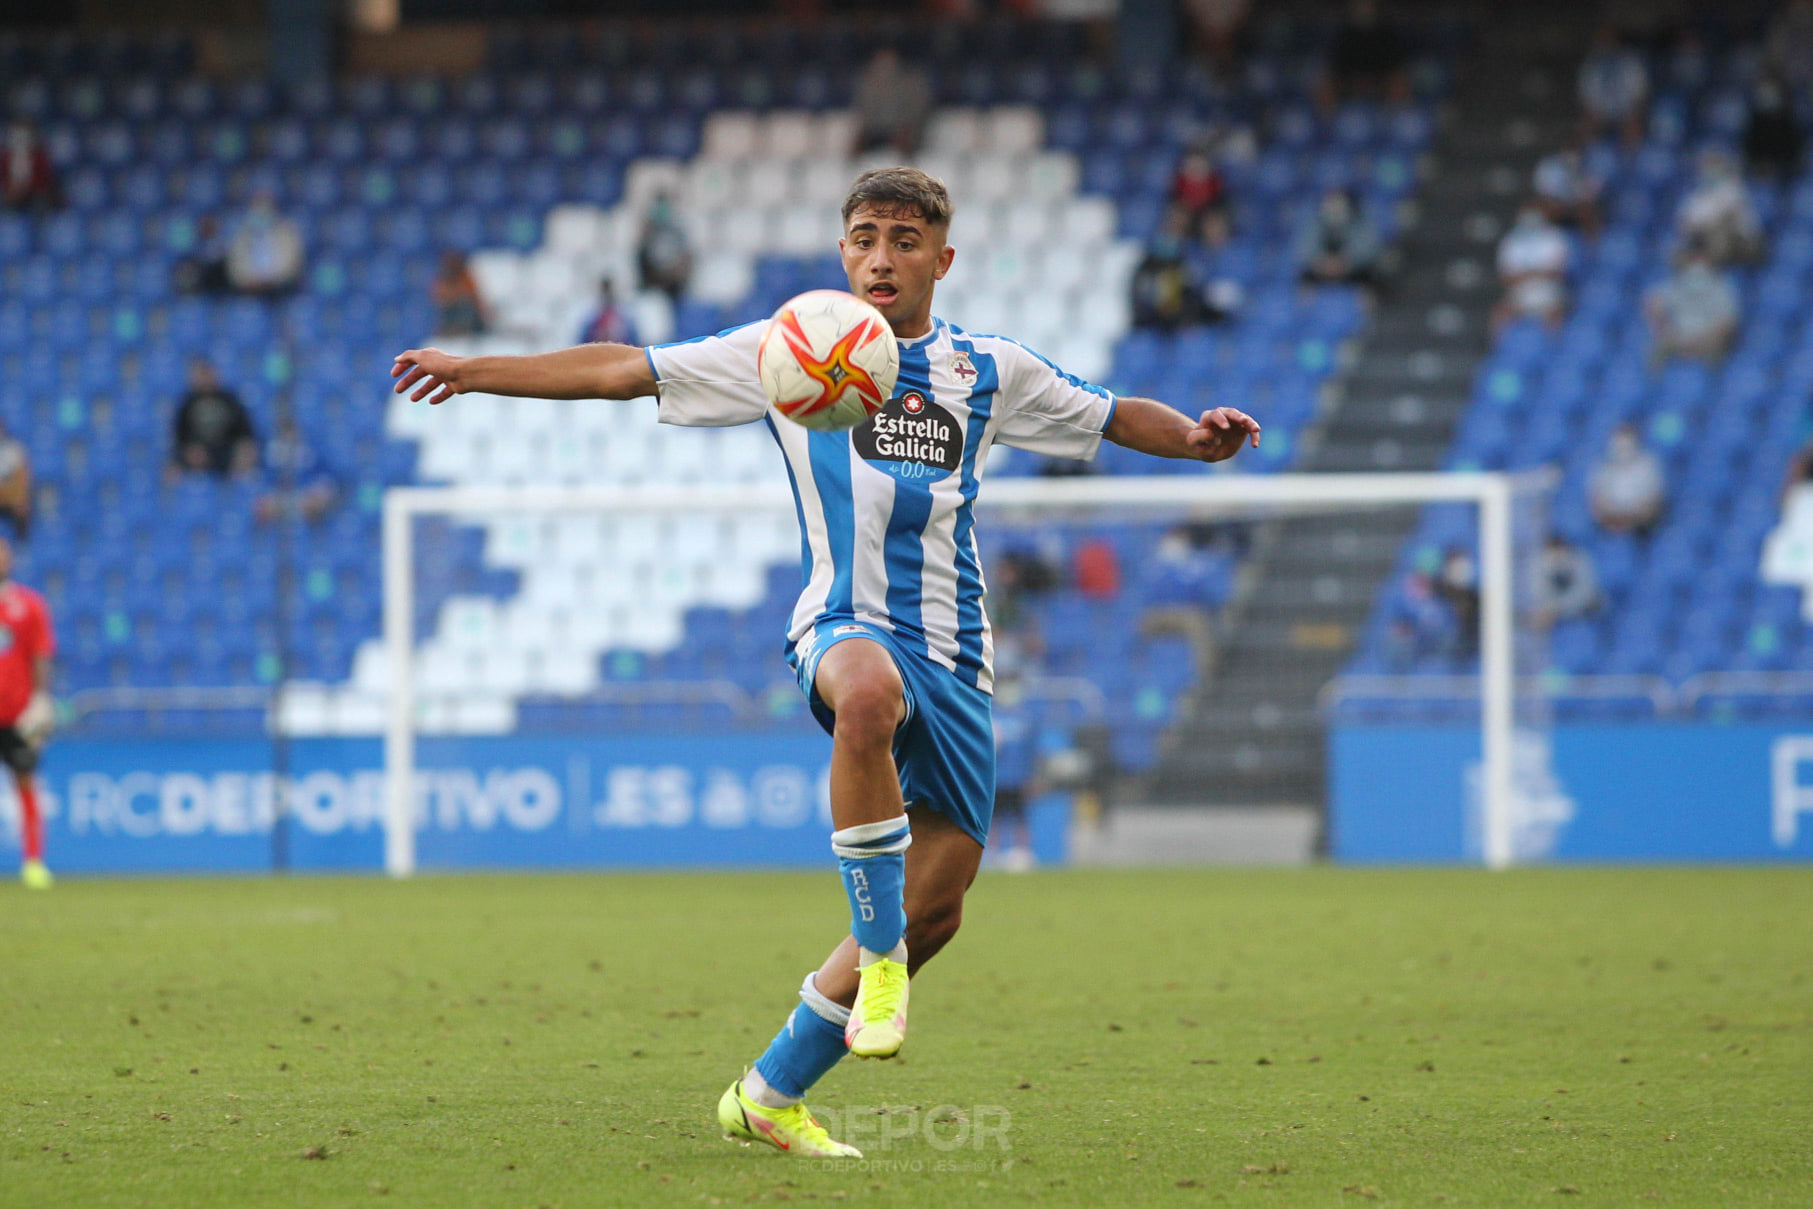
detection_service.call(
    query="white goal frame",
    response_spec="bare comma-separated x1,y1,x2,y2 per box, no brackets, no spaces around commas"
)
382,473,1521,876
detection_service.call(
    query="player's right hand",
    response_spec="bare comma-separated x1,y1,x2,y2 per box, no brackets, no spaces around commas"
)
392,348,463,405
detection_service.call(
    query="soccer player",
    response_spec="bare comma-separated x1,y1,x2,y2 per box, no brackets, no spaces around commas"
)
0,535,57,889
392,167,1259,1156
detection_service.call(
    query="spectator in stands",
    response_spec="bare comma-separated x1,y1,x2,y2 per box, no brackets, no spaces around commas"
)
1131,221,1210,332
1532,535,1601,629
1778,433,1813,505
636,191,693,304
431,250,489,337
169,360,257,481
989,546,1059,636
1744,71,1804,179
1766,0,1813,89
0,420,30,540
1318,0,1411,112
851,46,933,157
1676,150,1764,267
1590,423,1666,536
1184,0,1250,71
1645,242,1740,367
1385,570,1456,669
579,277,637,346
173,215,231,295
1074,537,1121,600
226,190,304,297
255,410,340,525
1578,25,1648,148
1140,523,1237,674
1436,546,1480,657
1172,142,1231,248
1532,143,1602,234
1663,27,1711,96
1295,188,1383,288
0,119,60,213
1493,204,1571,332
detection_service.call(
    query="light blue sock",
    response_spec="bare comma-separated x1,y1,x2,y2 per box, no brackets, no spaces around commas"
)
752,974,852,1099
832,815,911,956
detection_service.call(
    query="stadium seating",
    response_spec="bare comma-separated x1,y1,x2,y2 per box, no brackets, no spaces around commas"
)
1345,43,1813,722
3,22,1438,760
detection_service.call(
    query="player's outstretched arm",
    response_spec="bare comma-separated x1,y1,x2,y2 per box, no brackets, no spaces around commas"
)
1105,396,1260,463
391,342,657,404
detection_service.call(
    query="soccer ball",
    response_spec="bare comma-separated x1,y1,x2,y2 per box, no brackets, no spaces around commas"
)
757,290,899,431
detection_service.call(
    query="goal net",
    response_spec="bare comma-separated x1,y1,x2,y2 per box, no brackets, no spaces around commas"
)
376,470,1548,876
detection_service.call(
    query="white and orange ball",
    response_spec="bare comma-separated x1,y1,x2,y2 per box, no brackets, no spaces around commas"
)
757,289,899,431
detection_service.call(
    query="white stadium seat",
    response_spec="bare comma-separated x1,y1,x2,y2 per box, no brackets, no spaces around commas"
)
701,112,759,161
817,112,858,157
801,156,858,206
958,151,1022,205
622,159,687,216
683,158,747,212
467,250,522,310
692,251,755,305
993,198,1058,247
630,289,675,345
1039,246,1091,292
1061,197,1118,248
926,108,982,154
761,111,818,161
543,204,609,256
1021,152,1081,202
982,107,1044,157
775,203,840,256
744,159,799,209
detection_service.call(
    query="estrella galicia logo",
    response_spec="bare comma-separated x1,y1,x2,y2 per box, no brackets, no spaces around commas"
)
854,391,962,475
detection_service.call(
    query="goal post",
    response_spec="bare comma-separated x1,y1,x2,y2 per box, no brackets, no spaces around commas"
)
381,472,1524,877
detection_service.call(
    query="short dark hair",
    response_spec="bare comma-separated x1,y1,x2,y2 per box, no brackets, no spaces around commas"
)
841,167,954,230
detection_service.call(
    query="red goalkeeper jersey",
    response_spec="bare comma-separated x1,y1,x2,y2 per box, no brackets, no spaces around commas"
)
0,582,52,727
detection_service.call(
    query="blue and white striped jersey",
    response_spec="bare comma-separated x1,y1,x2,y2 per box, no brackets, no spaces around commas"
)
647,317,1116,693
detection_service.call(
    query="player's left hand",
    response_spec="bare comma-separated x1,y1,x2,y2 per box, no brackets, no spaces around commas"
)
1187,407,1261,462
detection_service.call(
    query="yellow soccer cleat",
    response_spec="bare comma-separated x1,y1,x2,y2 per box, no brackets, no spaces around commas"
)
718,1078,861,1158
845,957,909,1058
20,860,52,890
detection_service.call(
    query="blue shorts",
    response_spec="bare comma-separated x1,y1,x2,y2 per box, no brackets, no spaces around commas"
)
789,618,996,847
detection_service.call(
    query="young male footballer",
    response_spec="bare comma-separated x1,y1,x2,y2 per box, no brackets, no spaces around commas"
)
393,167,1259,1157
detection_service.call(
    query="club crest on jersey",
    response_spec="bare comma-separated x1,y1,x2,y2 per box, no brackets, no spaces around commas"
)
950,352,978,384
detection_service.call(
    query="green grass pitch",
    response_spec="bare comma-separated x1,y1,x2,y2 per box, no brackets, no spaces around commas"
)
3,866,1809,1207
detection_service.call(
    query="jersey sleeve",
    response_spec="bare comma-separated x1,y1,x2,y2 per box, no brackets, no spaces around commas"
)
989,340,1116,460
645,322,771,428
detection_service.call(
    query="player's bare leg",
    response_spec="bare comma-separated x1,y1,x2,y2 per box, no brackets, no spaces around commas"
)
814,639,908,831
730,635,916,1138
806,638,916,1057
812,804,983,1000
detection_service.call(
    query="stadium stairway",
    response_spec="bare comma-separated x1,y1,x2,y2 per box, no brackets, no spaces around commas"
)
1142,15,1586,809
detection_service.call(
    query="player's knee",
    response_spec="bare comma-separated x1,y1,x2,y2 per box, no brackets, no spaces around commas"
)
829,678,905,752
